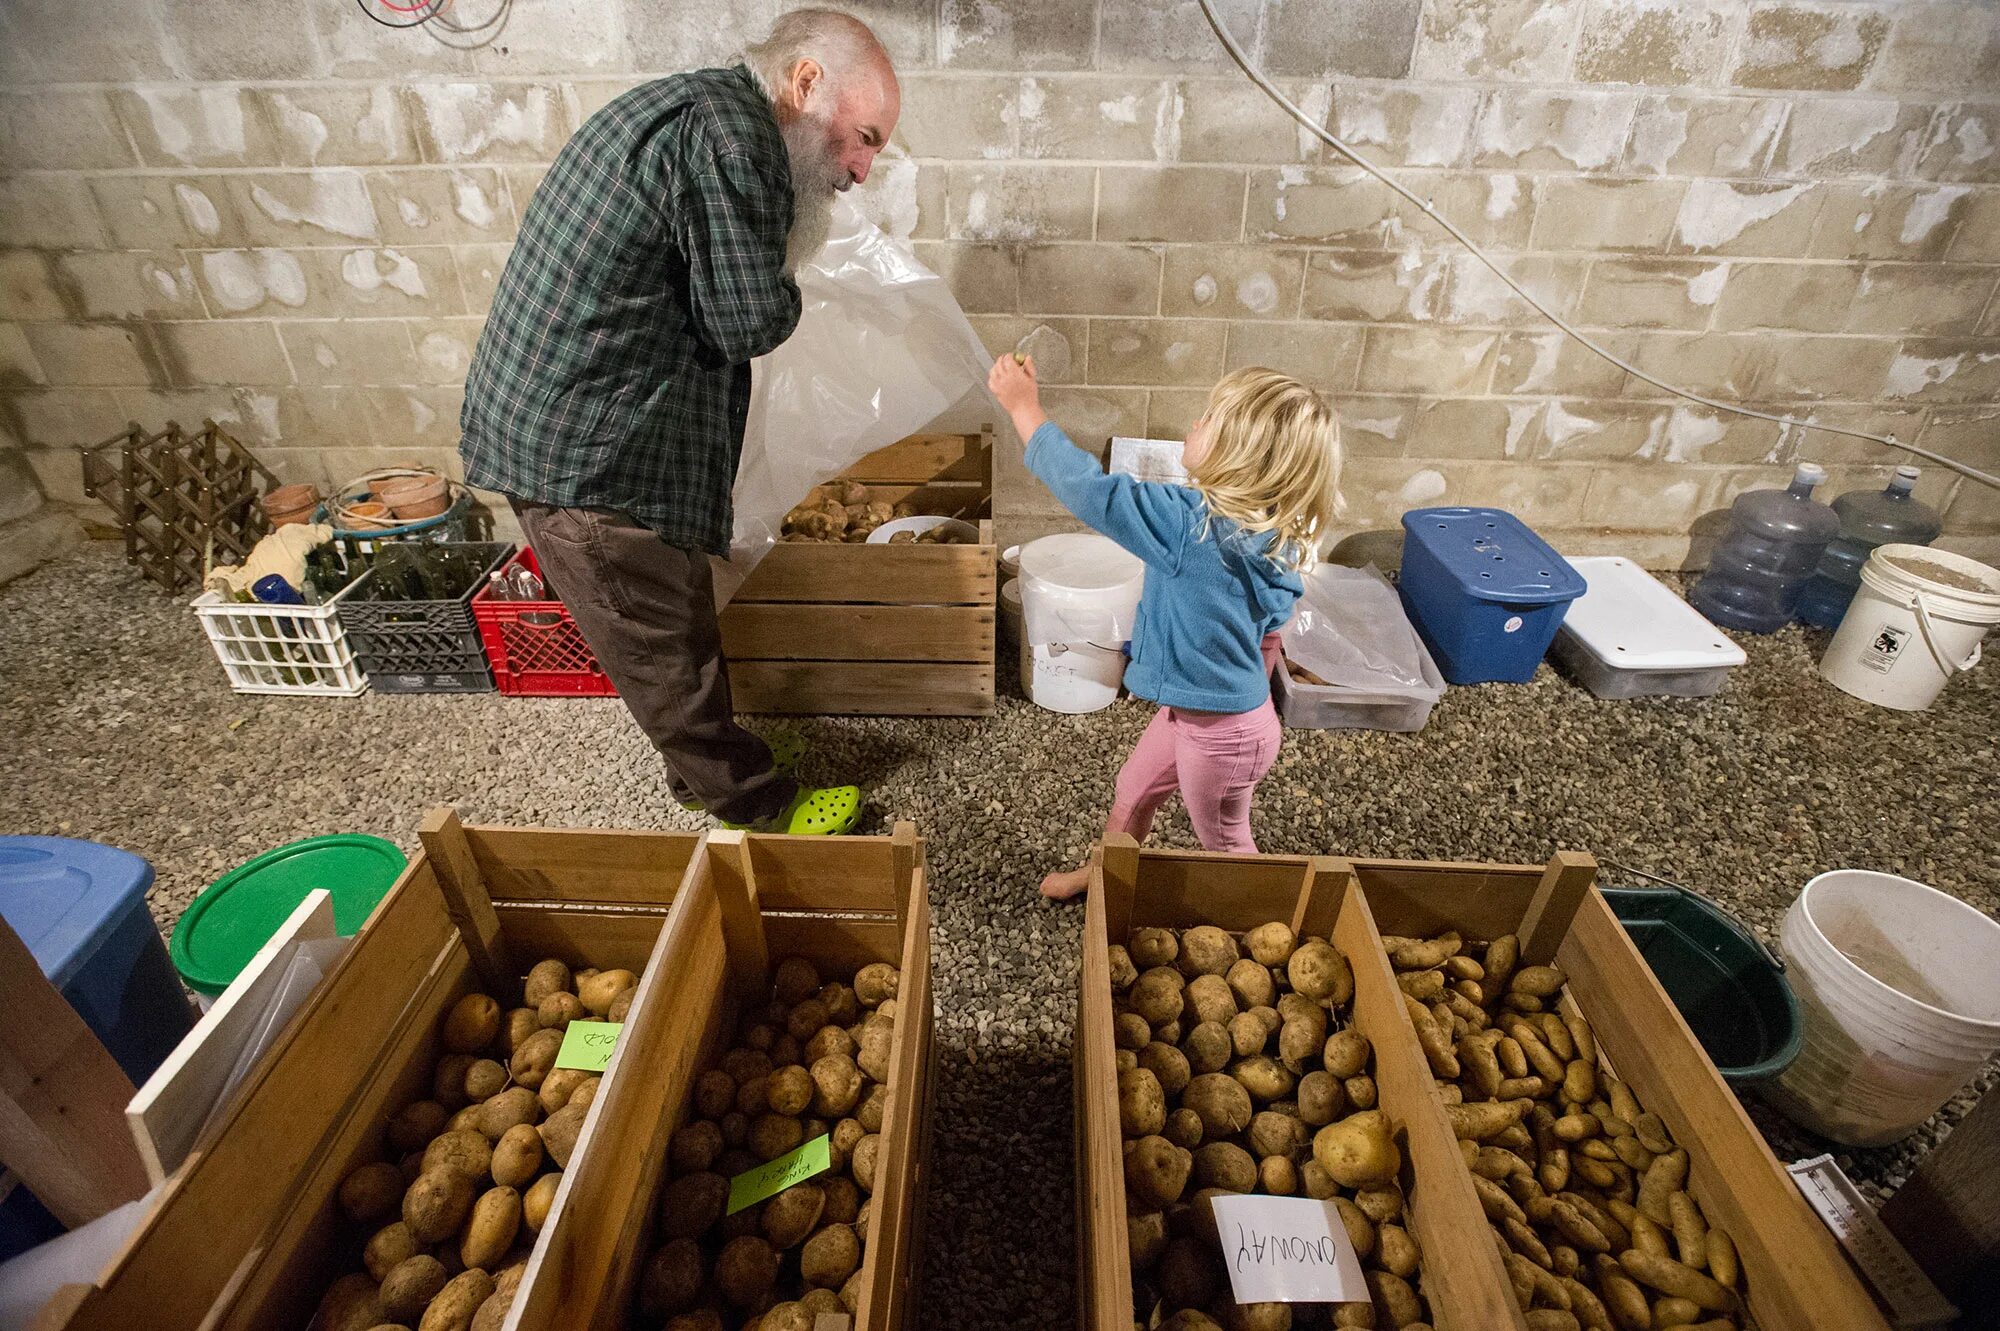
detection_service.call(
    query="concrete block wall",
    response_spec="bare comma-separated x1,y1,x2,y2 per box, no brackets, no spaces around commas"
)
1,0,1997,565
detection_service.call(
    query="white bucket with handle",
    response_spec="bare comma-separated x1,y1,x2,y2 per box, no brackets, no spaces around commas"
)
1818,543,2000,710
1017,533,1144,714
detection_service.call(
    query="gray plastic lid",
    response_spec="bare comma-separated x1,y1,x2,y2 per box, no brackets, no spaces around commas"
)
1793,462,1827,487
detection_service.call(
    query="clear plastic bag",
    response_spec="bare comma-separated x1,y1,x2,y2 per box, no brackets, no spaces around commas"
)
1283,564,1433,690
716,195,994,604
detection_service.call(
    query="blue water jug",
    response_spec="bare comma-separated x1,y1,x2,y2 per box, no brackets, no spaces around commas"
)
1796,466,1943,629
1689,463,1840,633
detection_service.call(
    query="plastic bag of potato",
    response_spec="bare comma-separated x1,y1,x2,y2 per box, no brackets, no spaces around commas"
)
637,955,902,1331
1383,930,1747,1331
315,958,639,1331
1110,922,1433,1331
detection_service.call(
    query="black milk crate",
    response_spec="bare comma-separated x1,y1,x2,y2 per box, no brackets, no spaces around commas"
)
340,542,515,693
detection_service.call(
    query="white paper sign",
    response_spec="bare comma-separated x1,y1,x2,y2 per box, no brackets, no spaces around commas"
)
1109,436,1189,485
1210,1195,1371,1305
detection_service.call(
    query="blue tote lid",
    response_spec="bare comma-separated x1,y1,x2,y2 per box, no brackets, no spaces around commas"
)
0,836,156,990
1401,507,1586,605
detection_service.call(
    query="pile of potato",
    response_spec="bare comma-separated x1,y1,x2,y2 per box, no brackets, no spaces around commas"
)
635,955,902,1331
1110,922,1432,1331
314,960,640,1331
780,482,966,544
1382,930,1746,1331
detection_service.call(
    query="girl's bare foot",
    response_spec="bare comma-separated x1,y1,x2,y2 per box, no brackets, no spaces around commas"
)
1040,866,1091,901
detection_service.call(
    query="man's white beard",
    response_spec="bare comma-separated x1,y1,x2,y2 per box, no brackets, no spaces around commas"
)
781,110,843,274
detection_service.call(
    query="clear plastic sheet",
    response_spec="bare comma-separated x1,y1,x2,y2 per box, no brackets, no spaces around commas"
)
1282,564,1434,691
716,195,994,605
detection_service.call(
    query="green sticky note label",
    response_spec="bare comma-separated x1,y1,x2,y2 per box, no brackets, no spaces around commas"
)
554,1020,621,1072
727,1135,832,1215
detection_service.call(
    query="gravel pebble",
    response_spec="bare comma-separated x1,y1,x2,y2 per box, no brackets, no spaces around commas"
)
2,547,1994,1326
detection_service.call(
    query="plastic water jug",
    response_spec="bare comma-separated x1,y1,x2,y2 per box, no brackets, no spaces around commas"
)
1796,466,1943,629
1689,463,1840,633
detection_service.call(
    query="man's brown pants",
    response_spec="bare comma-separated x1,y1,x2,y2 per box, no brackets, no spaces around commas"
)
510,500,796,826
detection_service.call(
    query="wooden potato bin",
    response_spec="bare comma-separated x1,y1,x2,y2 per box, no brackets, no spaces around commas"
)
1074,840,1889,1331
40,814,934,1331
722,429,998,716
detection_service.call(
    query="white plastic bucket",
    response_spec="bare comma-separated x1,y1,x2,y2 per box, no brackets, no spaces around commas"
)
1766,870,2000,1146
1819,544,2000,710
1017,533,1144,714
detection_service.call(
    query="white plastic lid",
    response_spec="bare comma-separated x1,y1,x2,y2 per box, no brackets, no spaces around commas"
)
1017,532,1143,594
1794,462,1828,486
1018,533,1144,647
1556,557,1747,671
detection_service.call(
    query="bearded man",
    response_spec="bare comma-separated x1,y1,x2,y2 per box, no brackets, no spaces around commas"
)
460,9,899,834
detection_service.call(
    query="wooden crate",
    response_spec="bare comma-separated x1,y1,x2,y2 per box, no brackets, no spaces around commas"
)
512,824,936,1331
723,429,997,716
40,814,933,1331
1074,839,1889,1331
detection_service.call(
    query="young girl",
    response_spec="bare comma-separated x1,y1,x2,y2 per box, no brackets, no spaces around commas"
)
988,356,1342,900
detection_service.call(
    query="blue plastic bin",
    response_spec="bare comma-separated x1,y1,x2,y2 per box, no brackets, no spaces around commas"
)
1398,508,1586,684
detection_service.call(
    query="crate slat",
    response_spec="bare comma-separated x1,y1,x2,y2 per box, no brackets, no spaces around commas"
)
727,661,996,716
733,542,996,606
722,603,995,662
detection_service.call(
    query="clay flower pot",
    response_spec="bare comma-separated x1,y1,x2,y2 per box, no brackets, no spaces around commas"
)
344,501,394,529
261,483,320,528
376,473,451,521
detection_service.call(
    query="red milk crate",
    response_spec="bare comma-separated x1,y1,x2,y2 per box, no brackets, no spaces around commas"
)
470,548,619,697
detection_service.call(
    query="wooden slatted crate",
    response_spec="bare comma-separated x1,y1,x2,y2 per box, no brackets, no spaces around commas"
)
41,815,933,1331
1074,839,1889,1331
723,429,997,717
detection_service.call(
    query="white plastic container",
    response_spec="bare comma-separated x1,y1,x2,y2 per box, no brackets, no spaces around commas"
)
1017,533,1144,714
192,584,367,697
865,515,980,544
1767,869,2000,1147
1819,543,2000,710
1551,556,1746,699
1271,657,1444,732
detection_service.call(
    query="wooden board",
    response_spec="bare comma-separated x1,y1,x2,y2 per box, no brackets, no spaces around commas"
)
126,889,338,1186
464,825,699,904
727,661,996,716
722,604,995,663
1076,848,1136,1331
844,431,992,484
731,543,996,606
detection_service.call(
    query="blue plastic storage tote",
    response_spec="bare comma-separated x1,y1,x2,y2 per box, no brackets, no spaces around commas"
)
1398,507,1586,684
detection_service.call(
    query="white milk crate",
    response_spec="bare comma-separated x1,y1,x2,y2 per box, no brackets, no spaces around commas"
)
191,584,367,697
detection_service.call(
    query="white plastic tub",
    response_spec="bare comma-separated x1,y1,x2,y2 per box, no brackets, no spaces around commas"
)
1271,654,1444,732
1551,556,1745,699
1767,869,2000,1146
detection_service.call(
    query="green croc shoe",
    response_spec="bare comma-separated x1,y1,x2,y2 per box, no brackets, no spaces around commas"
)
676,729,808,812
724,785,863,836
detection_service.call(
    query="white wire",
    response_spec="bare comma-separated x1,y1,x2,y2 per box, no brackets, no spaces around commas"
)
1195,0,2000,492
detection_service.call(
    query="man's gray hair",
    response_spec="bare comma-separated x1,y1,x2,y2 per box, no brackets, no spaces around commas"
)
741,8,888,100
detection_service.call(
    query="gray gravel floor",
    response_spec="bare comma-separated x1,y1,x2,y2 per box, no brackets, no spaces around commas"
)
3,544,1996,1328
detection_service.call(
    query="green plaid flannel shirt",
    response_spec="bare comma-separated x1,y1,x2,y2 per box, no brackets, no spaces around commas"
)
460,66,800,555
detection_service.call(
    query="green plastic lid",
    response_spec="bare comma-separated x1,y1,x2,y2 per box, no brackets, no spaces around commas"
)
170,834,407,995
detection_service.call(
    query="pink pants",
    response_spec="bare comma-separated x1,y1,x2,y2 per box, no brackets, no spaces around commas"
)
1108,692,1283,854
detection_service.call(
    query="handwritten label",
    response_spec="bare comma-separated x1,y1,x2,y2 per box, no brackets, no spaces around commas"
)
553,1020,621,1073
728,1135,832,1215
1210,1195,1370,1305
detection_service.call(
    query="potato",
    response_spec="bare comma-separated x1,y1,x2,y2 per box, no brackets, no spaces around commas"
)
1179,926,1240,977
854,1082,889,1135
523,960,571,1007
1231,1055,1295,1103
443,994,502,1055
1288,940,1354,1005
420,1129,491,1184
1312,1111,1401,1188
656,1172,728,1241
501,1008,541,1056
1510,964,1567,998
800,1223,861,1288
1184,1073,1253,1139
802,1022,853,1063
1278,1019,1324,1074
1137,1041,1192,1098
1244,921,1297,967
1165,1107,1205,1150
1129,967,1188,1026
405,1169,476,1244
750,1112,805,1161
534,1101,586,1168
1344,1075,1378,1110
461,1186,521,1270
809,1052,865,1117
856,1019,894,1084
666,1119,722,1177
341,1162,407,1225
463,1058,508,1103
852,1133,882,1192
1228,1012,1269,1058
1227,958,1276,1011
536,1067,591,1115
850,961,896,1007
1107,945,1140,991
734,1074,769,1116
1126,1135,1193,1209
1227,1304,1291,1331
490,1124,544,1188
639,1238,706,1318
1297,1071,1345,1126
418,1268,493,1331
1258,1155,1298,1196
1194,1141,1259,1193
364,1221,422,1282
1115,1012,1153,1051
509,1029,563,1090
664,1315,726,1331
1160,1315,1225,1331
1617,1249,1736,1313
1183,1021,1232,1075
1119,1067,1168,1138
786,998,831,1043
1129,927,1179,968
1443,1100,1529,1141
1184,973,1238,1027
522,1173,560,1232
760,1063,810,1117
1247,1110,1308,1161
762,1182,826,1249
774,957,820,1005
716,1235,781,1306
315,1272,388,1331
431,1054,477,1111
607,989,636,1024
535,991,585,1031
390,1100,451,1153
578,969,636,1017
478,1087,541,1142
380,1253,449,1320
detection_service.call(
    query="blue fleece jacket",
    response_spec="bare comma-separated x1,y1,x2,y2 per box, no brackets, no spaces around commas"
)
1026,421,1303,713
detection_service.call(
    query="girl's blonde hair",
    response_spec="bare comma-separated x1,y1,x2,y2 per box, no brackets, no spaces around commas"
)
1187,366,1343,572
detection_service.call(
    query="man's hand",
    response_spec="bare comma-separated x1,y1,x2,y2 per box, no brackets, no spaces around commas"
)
988,353,1048,443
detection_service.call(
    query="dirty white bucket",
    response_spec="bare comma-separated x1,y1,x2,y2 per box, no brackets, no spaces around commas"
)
1018,533,1144,714
1819,544,2000,710
1766,870,2000,1146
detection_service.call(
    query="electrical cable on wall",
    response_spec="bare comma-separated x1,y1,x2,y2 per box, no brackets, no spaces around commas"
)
354,0,513,50
1195,0,2000,492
